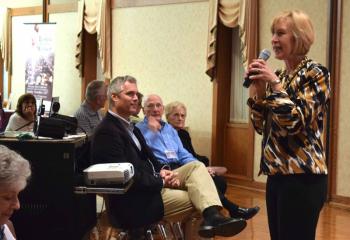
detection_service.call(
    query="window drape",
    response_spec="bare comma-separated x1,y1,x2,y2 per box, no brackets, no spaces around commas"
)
0,7,12,75
206,0,251,80
75,0,111,80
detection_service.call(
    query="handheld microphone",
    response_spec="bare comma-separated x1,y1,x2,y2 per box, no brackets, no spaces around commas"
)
37,99,45,116
243,49,271,88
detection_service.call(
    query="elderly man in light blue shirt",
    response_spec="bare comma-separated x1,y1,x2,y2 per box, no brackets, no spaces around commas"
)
136,94,260,221
136,94,210,169
136,114,195,167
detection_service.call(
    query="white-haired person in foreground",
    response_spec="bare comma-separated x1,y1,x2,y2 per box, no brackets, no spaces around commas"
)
0,145,31,240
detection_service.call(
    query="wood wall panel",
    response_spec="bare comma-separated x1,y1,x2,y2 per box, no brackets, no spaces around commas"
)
47,3,77,13
212,1,258,184
224,125,249,176
211,22,232,166
11,6,42,16
328,0,342,202
81,31,97,101
0,57,3,97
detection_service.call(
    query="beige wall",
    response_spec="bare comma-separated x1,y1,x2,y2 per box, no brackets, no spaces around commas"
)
49,12,81,115
337,0,350,197
2,5,41,109
112,2,213,156
6,1,350,198
10,12,81,116
259,0,329,68
256,0,330,182
11,15,41,108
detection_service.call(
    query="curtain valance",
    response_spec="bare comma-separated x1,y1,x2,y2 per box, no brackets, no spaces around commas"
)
206,0,249,80
0,7,12,75
75,0,111,80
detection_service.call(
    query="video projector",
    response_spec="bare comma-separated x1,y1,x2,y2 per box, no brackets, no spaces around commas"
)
83,163,134,185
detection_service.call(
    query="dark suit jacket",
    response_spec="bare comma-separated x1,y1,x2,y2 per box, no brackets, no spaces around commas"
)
177,129,209,167
91,112,164,228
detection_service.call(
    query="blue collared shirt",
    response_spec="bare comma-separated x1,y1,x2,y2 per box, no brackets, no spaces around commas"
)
136,117,196,166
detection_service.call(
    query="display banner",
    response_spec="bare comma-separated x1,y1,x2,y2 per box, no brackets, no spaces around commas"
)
24,23,55,102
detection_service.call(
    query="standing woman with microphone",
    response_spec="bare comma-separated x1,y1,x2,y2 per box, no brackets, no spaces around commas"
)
5,93,37,132
246,10,330,240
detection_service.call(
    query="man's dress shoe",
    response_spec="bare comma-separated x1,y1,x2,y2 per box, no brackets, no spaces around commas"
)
198,213,247,238
230,206,260,220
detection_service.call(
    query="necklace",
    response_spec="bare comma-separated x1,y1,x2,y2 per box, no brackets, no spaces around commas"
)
278,56,311,89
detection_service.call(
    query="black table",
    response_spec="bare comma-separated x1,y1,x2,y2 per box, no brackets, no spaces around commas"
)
0,136,96,240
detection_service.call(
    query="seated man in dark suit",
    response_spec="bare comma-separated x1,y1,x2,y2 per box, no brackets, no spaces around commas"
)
91,75,246,238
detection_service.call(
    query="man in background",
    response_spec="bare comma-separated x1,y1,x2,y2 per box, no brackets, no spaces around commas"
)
74,80,107,136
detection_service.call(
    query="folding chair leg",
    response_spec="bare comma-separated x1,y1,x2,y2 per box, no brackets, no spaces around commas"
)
116,231,127,240
172,222,184,240
145,229,154,240
157,224,168,240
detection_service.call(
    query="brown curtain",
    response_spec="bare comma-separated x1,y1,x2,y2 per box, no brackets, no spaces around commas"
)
75,0,111,80
206,0,256,80
0,7,12,75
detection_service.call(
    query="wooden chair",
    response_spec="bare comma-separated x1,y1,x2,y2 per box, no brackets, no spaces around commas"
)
102,196,203,240
160,208,202,240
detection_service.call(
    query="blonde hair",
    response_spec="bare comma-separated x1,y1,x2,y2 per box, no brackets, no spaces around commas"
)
164,101,187,121
271,10,314,55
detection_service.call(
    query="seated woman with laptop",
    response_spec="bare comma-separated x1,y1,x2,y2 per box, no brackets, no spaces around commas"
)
5,93,37,132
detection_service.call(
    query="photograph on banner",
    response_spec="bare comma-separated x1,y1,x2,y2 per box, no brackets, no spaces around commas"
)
24,23,55,111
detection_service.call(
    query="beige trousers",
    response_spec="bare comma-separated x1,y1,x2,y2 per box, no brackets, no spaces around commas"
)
161,161,222,217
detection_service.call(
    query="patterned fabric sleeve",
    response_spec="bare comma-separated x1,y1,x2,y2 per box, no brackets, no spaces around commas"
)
247,97,267,135
265,63,330,135
247,60,330,175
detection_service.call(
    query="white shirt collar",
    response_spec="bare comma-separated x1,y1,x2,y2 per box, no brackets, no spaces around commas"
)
108,110,134,131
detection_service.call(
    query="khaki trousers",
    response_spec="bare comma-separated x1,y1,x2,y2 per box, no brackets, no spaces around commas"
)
161,161,222,217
